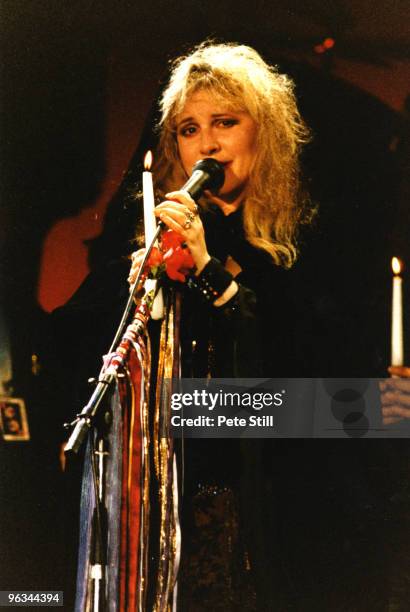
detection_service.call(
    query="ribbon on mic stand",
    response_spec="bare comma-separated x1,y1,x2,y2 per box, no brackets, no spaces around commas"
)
74,287,182,612
74,290,151,611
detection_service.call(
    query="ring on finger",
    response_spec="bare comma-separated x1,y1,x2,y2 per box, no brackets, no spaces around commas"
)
183,219,192,230
184,208,195,223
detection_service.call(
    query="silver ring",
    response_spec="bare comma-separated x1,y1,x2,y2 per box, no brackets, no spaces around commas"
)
183,219,192,230
184,209,195,223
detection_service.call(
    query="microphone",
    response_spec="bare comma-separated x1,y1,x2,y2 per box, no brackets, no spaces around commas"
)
181,158,225,201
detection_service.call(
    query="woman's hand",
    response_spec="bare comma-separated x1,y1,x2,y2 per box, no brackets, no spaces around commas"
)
380,366,410,425
128,248,146,286
155,190,210,275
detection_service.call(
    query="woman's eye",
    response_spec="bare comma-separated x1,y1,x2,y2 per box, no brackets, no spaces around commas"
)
179,125,197,137
217,118,237,128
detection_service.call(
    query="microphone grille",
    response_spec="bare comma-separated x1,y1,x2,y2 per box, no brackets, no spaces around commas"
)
192,158,225,192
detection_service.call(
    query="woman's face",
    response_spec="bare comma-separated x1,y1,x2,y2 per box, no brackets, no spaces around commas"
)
175,90,258,207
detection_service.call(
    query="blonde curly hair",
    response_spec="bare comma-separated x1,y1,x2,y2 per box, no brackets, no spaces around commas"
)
153,41,311,267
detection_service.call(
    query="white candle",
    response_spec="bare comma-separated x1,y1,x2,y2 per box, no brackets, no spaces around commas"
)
142,151,164,320
391,257,403,366
143,151,156,246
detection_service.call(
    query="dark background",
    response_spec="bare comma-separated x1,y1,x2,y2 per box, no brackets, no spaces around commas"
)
1,0,409,607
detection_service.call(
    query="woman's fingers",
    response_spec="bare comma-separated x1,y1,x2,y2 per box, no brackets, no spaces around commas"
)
155,206,191,229
155,199,203,239
381,390,410,408
388,365,410,377
157,211,188,234
380,378,410,394
382,405,410,419
154,193,209,272
154,190,199,229
155,203,199,232
131,248,146,260
134,191,209,274
128,248,146,285
381,368,410,424
383,416,406,425
165,190,198,211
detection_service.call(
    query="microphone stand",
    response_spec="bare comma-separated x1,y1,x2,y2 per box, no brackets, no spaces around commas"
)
63,225,162,612
89,436,108,612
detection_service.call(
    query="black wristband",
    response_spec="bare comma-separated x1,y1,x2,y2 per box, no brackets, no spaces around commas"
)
188,257,234,302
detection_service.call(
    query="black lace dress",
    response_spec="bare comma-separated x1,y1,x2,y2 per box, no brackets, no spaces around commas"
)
177,205,292,611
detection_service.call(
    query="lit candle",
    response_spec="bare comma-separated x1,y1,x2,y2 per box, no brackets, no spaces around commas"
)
391,257,403,366
142,151,164,320
143,150,156,246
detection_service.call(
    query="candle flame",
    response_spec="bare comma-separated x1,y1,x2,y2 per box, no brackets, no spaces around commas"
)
144,150,153,171
392,257,402,275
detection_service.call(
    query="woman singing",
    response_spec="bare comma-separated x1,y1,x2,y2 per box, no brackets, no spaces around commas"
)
128,42,311,380
127,42,312,609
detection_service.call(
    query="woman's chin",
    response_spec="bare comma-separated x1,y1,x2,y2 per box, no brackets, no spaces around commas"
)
217,184,246,204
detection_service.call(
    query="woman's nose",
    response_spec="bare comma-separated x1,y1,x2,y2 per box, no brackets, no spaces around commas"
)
199,130,220,156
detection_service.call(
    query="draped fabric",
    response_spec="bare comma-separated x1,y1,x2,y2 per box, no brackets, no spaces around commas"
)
152,291,181,611
74,290,181,611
